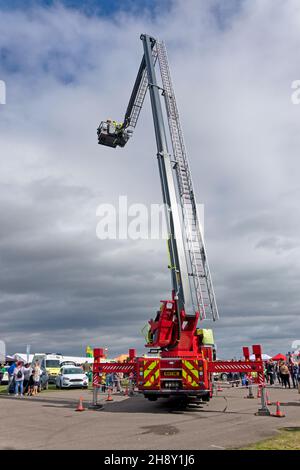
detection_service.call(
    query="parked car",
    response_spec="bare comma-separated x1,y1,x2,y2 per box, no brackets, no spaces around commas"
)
56,366,88,389
60,361,76,367
39,368,49,391
213,372,228,382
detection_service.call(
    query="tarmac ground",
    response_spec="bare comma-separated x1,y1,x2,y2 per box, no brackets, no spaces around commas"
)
0,384,299,450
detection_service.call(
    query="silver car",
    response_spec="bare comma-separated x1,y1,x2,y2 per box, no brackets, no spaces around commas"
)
55,366,89,389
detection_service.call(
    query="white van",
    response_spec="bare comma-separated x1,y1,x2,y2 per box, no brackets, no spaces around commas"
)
32,353,63,384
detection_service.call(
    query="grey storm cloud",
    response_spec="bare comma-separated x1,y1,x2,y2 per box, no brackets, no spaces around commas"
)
0,0,299,358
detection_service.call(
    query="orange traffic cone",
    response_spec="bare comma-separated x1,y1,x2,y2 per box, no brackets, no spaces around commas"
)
124,385,129,396
273,401,285,418
106,387,113,402
257,386,261,398
266,390,272,406
75,396,85,412
217,383,223,392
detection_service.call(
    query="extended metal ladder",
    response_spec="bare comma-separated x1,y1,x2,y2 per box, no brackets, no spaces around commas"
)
156,40,219,321
125,48,158,133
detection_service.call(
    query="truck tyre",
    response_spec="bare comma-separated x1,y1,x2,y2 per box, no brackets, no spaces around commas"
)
147,395,157,402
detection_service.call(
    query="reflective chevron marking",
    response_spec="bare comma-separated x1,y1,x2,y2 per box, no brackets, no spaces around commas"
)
182,360,199,388
143,360,160,388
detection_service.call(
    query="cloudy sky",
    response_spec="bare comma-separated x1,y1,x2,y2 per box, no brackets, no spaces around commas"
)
0,0,299,359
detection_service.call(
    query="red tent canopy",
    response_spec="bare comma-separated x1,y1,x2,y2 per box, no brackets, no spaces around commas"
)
272,353,287,361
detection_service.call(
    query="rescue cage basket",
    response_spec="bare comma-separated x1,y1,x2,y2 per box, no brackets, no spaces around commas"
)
97,120,131,148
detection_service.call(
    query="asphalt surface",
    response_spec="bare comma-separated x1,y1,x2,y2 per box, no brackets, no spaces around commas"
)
0,385,299,450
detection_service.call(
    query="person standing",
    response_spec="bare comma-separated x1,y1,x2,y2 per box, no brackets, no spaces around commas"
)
7,361,17,394
128,371,135,395
32,361,41,396
280,362,290,389
105,372,113,391
13,361,25,397
266,360,275,385
115,372,122,393
289,361,298,389
233,372,240,387
23,363,32,394
83,361,90,374
27,370,35,396
100,373,106,393
275,362,281,384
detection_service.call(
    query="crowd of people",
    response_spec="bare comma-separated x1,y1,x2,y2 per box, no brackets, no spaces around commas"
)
81,362,134,392
98,371,135,394
265,359,299,388
227,358,300,389
0,360,43,397
0,360,135,397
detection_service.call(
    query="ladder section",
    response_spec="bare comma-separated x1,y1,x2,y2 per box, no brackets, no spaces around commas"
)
126,47,158,133
156,40,219,321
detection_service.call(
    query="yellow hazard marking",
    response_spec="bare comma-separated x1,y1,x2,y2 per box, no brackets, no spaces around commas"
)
144,381,152,387
182,361,199,387
144,375,158,387
143,361,160,387
143,360,158,380
183,360,199,379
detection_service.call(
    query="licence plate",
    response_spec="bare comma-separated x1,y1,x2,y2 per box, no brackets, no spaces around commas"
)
163,371,180,377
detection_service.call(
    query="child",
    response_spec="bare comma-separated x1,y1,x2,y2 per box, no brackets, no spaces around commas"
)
27,370,35,396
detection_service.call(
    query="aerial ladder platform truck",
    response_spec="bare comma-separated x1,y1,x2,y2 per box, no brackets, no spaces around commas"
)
94,34,265,404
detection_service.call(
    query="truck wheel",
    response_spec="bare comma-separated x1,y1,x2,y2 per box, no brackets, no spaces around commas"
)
202,393,210,402
147,395,157,402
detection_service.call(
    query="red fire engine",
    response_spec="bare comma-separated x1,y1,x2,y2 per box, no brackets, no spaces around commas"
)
95,34,265,404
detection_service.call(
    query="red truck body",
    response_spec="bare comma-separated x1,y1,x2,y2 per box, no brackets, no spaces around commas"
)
93,343,265,402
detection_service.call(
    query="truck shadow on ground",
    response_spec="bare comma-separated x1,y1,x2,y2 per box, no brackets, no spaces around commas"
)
90,396,256,416
0,393,208,414
0,393,280,416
